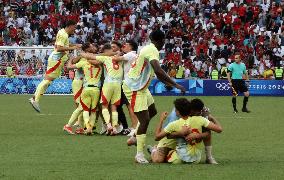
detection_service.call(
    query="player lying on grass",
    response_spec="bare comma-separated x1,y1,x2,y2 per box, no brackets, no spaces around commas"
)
153,98,222,164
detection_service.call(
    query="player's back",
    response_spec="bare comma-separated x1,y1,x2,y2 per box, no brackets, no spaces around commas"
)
78,59,102,87
96,56,123,83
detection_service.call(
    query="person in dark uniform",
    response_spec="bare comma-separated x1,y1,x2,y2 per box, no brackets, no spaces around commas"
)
227,52,250,113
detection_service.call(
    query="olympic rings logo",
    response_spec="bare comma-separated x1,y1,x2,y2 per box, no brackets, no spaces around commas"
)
216,82,231,91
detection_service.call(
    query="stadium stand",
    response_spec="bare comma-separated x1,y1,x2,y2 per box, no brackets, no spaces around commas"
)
0,0,283,79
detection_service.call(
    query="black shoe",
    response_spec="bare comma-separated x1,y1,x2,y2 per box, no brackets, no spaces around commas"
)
242,108,251,113
121,128,131,135
234,109,238,113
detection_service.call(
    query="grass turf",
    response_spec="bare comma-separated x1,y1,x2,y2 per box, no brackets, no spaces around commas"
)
0,95,283,180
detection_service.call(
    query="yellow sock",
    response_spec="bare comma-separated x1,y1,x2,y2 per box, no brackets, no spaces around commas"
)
112,111,118,127
89,112,96,128
136,134,146,153
67,107,82,126
77,112,84,128
102,108,110,124
83,111,90,127
34,80,51,102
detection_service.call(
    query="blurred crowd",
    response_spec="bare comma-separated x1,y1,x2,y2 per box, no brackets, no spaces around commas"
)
0,0,284,79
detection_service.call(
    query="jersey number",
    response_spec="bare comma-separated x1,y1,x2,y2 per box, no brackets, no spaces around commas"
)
89,65,101,78
112,60,119,70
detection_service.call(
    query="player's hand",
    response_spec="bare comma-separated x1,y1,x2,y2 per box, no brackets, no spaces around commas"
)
185,133,198,142
180,125,192,136
201,106,210,117
160,112,169,121
175,84,186,94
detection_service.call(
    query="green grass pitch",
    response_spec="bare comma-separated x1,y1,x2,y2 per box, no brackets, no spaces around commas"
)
0,95,283,180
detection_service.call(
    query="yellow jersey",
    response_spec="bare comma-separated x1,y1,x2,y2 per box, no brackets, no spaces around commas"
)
124,43,159,91
164,116,210,163
95,56,123,83
50,28,70,62
76,58,102,87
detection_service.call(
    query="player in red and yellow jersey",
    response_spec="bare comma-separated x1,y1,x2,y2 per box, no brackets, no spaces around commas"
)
81,44,123,135
63,43,102,135
29,20,81,113
122,30,186,163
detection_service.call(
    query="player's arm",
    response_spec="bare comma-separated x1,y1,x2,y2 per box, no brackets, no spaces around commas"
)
167,126,192,139
112,56,128,62
150,60,186,93
205,118,222,133
55,44,81,52
80,52,118,59
185,131,210,142
155,112,169,141
227,70,232,86
66,57,81,69
88,59,102,65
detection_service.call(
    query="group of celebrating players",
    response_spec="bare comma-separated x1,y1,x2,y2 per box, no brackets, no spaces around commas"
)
28,19,239,164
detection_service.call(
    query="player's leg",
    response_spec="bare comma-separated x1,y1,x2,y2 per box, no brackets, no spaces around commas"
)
101,84,112,133
63,104,83,135
202,128,218,164
29,57,63,112
110,83,122,135
80,89,93,135
135,109,150,163
241,80,250,113
231,80,239,113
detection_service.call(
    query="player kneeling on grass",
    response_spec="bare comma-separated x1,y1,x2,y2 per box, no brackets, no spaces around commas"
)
148,102,220,164
154,98,222,164
63,43,102,135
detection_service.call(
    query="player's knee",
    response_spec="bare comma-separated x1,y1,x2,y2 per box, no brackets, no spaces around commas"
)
245,91,249,97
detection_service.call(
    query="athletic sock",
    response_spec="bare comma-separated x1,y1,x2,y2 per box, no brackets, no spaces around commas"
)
67,107,82,126
136,134,146,154
112,111,118,127
102,108,110,124
34,80,51,102
232,97,237,110
243,96,249,109
77,112,84,128
83,111,90,128
205,146,213,159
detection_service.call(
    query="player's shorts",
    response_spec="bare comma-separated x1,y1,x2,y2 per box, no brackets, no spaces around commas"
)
100,82,121,105
166,150,200,164
45,54,68,79
72,79,83,104
166,150,183,164
80,87,100,112
122,83,154,113
232,79,248,94
157,137,177,150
